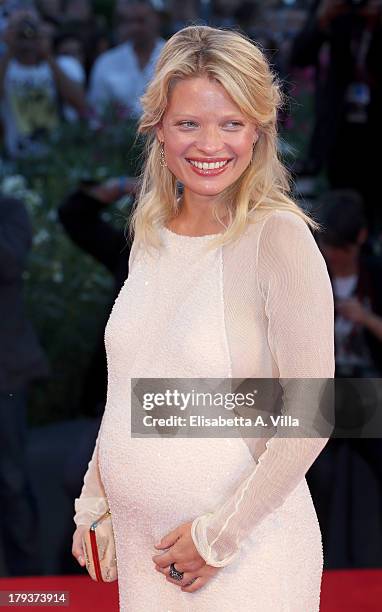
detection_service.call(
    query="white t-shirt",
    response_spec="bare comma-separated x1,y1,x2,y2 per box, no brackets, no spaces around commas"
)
332,274,373,368
56,55,86,122
88,38,165,120
1,55,84,157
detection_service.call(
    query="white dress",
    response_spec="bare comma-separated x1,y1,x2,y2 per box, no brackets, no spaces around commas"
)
74,208,335,611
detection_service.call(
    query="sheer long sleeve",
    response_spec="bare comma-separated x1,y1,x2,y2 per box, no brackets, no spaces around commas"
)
191,210,335,567
73,420,108,527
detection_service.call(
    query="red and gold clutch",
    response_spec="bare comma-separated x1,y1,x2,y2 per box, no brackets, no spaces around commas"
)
82,509,118,582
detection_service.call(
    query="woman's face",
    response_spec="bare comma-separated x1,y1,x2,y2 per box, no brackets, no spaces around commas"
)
156,76,258,200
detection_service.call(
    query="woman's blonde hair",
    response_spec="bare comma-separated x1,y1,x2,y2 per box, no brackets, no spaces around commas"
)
129,25,319,250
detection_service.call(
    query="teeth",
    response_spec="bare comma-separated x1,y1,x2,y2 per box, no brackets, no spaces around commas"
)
188,160,229,170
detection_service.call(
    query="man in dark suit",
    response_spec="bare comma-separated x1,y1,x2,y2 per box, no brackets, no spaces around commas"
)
0,194,49,575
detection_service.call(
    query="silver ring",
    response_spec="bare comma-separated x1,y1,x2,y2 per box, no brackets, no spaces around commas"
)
169,563,184,581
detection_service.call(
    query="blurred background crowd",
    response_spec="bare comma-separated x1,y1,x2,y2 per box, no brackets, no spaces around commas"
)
1,0,382,580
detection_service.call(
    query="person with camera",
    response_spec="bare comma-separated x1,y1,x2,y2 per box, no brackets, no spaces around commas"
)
0,9,87,158
88,0,165,123
290,0,382,232
306,189,382,564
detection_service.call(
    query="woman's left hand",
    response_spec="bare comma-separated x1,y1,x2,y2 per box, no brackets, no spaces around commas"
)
152,521,221,591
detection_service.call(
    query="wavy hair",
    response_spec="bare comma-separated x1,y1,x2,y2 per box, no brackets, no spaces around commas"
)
129,25,319,251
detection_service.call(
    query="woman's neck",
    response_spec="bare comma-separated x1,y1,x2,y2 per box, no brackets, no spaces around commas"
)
170,193,228,234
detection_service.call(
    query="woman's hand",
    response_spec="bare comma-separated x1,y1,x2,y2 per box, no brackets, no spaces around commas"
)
152,521,221,592
155,559,220,592
72,525,88,568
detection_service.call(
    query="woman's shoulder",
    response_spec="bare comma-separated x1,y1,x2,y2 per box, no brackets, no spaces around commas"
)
245,206,327,276
251,206,310,226
254,207,329,286
246,207,314,245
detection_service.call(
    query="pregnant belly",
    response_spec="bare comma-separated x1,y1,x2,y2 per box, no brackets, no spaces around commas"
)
99,433,254,534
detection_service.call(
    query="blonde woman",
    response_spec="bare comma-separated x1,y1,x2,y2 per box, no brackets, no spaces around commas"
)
72,25,334,611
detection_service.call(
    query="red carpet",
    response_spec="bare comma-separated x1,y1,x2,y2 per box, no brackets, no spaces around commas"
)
0,570,381,610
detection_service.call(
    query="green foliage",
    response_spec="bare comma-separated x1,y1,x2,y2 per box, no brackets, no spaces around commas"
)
0,120,144,425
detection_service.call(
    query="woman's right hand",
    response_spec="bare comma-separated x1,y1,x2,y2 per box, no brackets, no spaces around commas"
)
72,525,88,567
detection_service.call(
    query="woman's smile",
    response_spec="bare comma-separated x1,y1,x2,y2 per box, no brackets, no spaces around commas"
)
185,157,234,176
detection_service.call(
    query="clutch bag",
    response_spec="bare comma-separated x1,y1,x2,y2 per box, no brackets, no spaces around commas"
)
82,508,118,582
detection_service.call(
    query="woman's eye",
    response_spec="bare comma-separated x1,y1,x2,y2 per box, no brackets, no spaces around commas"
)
177,121,197,128
176,121,244,128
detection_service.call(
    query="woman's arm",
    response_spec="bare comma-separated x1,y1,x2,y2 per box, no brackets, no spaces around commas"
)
73,419,108,527
191,210,335,567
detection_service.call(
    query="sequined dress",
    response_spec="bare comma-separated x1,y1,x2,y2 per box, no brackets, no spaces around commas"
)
74,209,335,611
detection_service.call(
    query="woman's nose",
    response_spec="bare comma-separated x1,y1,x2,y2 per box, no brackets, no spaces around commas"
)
196,127,224,154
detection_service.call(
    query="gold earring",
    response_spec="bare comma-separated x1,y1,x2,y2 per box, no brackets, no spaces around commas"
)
160,141,167,167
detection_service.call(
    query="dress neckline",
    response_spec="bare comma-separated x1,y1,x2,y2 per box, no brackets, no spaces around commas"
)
161,224,224,240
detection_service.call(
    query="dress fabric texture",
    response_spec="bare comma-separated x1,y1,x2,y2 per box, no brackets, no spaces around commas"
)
74,208,335,612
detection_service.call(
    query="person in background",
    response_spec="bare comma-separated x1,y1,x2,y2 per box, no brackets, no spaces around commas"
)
0,1,35,52
34,0,60,25
317,189,382,376
0,193,49,575
36,0,93,26
290,0,382,231
307,189,382,559
0,9,87,157
88,0,165,122
52,31,86,122
53,31,85,67
50,0,110,80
